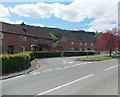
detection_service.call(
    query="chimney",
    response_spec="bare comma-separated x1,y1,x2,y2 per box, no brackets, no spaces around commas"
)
20,22,26,32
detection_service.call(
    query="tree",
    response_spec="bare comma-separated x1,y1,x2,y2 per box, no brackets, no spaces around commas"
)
96,31,118,56
49,33,59,47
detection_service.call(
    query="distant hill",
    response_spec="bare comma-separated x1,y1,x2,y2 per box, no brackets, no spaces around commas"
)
39,27,96,39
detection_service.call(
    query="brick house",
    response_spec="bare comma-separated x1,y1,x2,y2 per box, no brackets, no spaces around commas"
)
0,22,53,54
59,34,96,51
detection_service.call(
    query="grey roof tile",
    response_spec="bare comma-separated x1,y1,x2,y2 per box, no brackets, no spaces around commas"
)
1,22,52,40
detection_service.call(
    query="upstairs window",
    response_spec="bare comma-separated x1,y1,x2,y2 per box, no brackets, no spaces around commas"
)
80,42,82,45
46,40,50,44
19,36,26,41
91,43,94,46
71,41,74,45
84,43,87,46
32,37,38,42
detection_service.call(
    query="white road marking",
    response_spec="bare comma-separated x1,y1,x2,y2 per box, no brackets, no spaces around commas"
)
37,74,94,95
2,75,25,82
63,60,66,64
43,69,53,72
32,72,41,75
55,68,62,70
64,66,71,69
105,65,118,71
69,62,74,64
72,64,80,67
81,62,87,64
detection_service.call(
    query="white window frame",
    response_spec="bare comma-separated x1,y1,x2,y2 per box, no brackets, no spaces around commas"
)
80,48,82,51
91,43,94,46
19,46,26,52
80,42,82,45
70,48,74,51
32,37,38,42
19,36,26,41
71,41,74,45
84,43,87,46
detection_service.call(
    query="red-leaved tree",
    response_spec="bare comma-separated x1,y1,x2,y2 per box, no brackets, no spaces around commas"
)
96,31,118,56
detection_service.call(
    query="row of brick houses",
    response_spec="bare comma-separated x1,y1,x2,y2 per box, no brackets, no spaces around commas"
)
59,34,96,51
0,22,96,54
0,22,53,54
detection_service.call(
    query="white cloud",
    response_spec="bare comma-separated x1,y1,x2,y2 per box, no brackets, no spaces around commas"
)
86,23,117,32
0,18,23,24
29,23,44,27
0,4,9,17
10,3,54,19
0,17,44,28
0,0,119,32
9,0,119,31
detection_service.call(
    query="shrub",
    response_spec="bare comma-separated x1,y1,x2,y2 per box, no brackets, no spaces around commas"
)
34,51,61,58
1,52,35,74
63,51,95,57
1,51,95,74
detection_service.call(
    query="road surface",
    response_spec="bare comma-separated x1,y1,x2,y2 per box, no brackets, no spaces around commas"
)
1,56,119,95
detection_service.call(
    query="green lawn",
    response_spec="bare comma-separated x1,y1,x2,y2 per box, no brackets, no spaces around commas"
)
77,55,119,61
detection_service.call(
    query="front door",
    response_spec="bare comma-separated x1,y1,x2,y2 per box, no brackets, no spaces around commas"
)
39,47,42,51
8,46,14,54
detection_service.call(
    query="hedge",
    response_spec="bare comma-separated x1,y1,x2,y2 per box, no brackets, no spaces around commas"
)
1,52,34,74
34,51,61,58
63,51,95,57
33,51,95,58
1,51,95,74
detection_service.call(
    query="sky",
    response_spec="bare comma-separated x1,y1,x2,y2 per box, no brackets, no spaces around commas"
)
0,0,119,32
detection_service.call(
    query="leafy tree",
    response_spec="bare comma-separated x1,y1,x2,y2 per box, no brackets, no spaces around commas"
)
94,31,103,38
49,33,59,47
96,30,118,56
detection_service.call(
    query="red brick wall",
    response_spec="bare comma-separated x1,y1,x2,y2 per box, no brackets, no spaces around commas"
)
59,37,95,51
2,32,53,54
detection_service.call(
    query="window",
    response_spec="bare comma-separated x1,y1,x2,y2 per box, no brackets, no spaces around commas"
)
84,43,87,46
19,46,26,52
71,41,74,45
70,48,74,51
8,46,14,54
80,42,82,45
19,36,26,41
85,48,87,51
46,40,50,43
80,48,82,51
91,43,94,46
32,37,38,41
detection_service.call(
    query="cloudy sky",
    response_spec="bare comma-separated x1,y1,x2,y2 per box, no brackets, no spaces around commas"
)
0,0,119,32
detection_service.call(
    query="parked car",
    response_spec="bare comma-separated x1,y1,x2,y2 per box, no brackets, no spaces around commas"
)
113,50,120,55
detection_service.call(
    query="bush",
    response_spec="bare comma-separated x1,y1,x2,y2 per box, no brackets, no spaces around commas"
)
33,51,95,58
63,51,95,57
34,51,61,58
1,52,35,74
1,51,95,74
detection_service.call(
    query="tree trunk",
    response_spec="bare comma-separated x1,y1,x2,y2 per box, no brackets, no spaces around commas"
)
109,50,112,56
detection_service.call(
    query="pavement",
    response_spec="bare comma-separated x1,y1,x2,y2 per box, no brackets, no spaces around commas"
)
1,56,119,96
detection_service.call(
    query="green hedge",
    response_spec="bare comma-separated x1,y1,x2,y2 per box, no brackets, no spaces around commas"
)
1,52,35,74
33,51,95,58
63,51,95,57
1,51,95,74
34,51,61,58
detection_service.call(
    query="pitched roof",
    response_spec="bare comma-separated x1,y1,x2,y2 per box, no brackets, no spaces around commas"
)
62,34,96,43
0,22,52,40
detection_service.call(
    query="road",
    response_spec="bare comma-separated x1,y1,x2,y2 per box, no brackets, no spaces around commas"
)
1,56,119,95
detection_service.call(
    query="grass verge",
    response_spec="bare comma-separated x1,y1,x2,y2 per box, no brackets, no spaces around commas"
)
77,55,120,61
33,59,41,68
